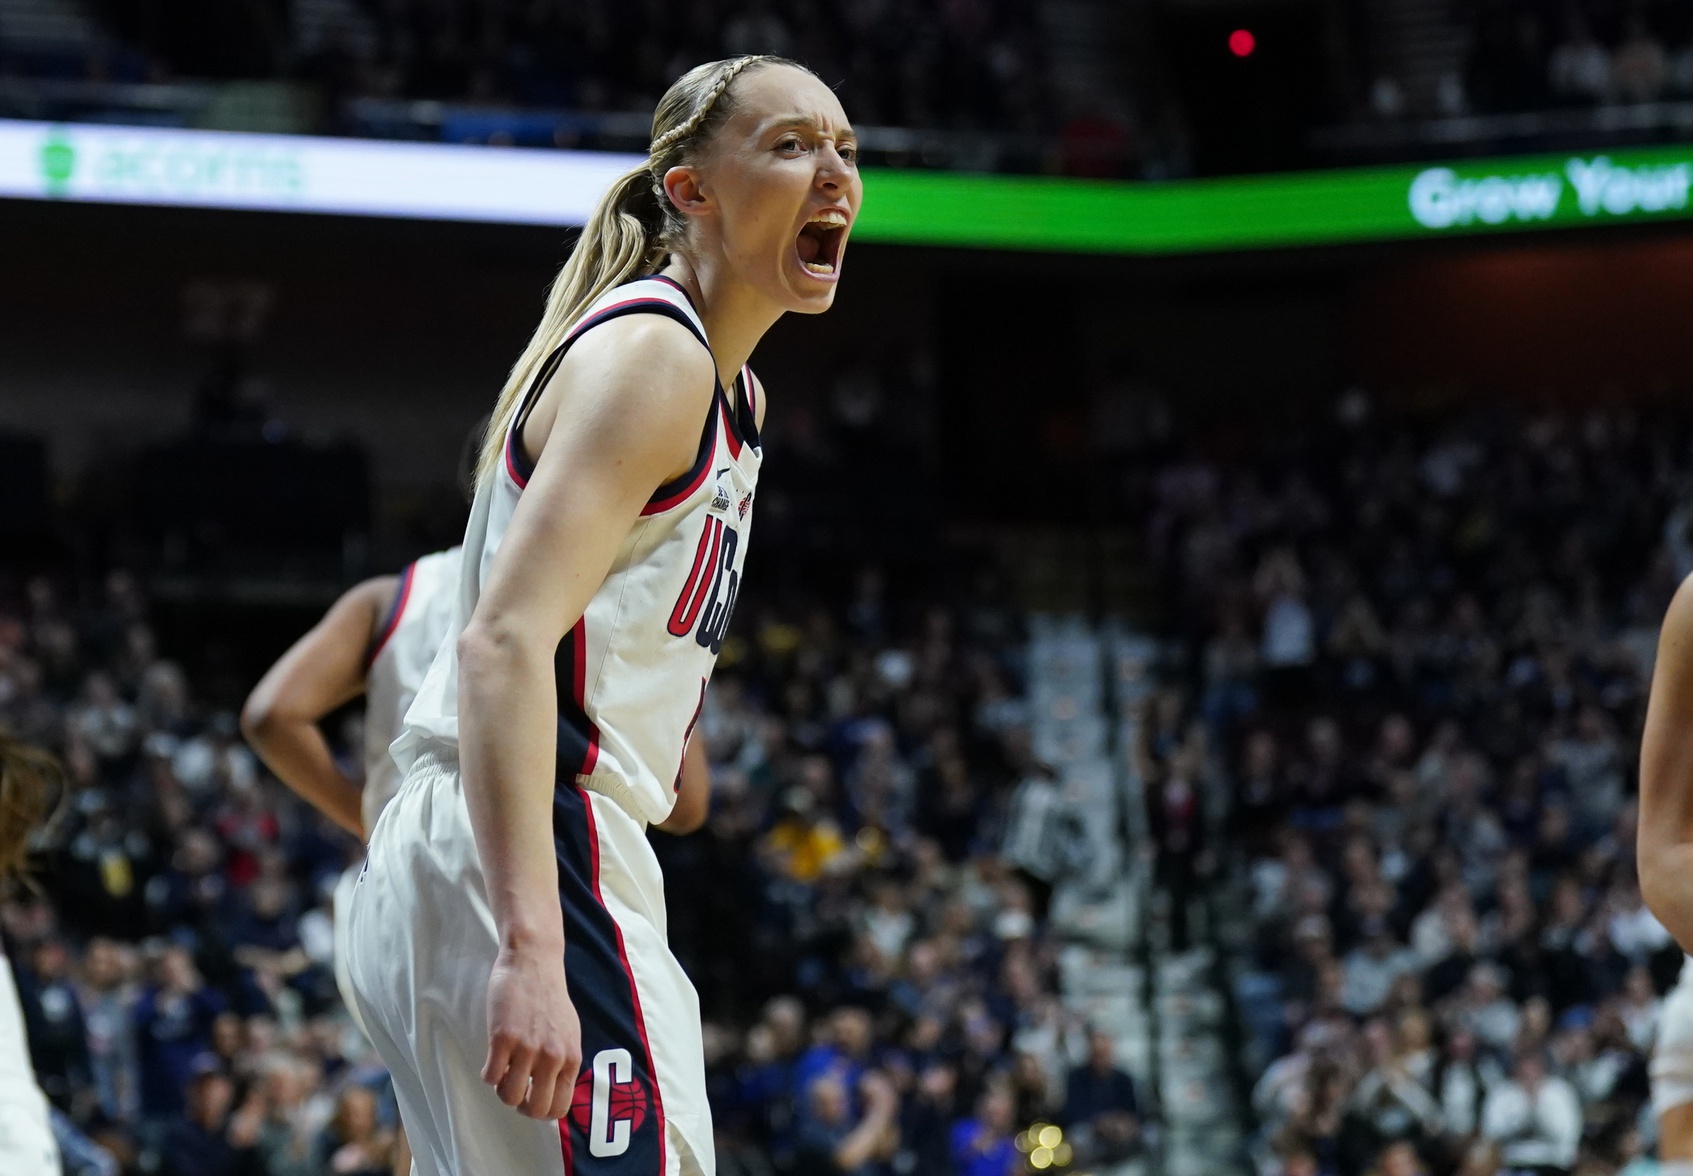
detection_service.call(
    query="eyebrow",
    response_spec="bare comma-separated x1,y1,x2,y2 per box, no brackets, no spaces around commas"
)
764,115,857,139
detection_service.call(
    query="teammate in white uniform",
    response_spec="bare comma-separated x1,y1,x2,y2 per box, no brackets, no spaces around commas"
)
242,545,462,978
1640,570,1693,1173
1655,956,1693,1147
346,54,860,1176
242,546,460,1175
0,737,65,1176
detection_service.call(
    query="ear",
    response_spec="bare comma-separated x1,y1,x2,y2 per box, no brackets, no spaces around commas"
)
662,165,711,221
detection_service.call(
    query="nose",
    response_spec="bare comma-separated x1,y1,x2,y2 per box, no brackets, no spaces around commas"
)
815,144,850,190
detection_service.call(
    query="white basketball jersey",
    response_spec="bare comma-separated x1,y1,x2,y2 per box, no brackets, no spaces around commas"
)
395,275,761,825
363,547,460,834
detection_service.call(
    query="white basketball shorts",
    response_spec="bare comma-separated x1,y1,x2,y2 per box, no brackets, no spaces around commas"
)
1655,972,1693,1117
331,860,371,1041
345,753,713,1175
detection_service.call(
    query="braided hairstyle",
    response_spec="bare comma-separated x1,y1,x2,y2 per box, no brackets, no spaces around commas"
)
475,54,816,485
0,734,63,890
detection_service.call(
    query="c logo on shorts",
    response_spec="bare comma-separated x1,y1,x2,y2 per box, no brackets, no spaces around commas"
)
570,1048,651,1158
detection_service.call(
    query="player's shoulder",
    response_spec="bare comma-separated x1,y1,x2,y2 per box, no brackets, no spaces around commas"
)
563,312,717,426
584,311,713,377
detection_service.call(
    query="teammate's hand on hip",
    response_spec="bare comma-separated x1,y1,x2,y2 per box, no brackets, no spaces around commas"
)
482,944,581,1120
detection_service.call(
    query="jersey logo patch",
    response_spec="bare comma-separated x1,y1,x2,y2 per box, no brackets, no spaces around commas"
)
737,490,753,519
710,468,733,514
569,1048,651,1157
667,517,740,653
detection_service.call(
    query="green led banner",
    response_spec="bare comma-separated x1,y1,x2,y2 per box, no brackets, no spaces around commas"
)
854,146,1693,254
4,118,1693,253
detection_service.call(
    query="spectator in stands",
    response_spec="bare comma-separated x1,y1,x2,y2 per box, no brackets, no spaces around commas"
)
1613,15,1669,104
1549,16,1615,104
1481,1051,1581,1175
950,1084,1018,1176
793,1070,899,1175
78,937,138,1124
133,947,225,1121
20,935,92,1113
1062,1028,1140,1163
158,1058,248,1176
899,1060,961,1173
319,1085,394,1174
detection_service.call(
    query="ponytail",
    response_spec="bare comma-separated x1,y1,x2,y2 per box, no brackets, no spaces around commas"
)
0,734,63,889
474,165,666,484
474,54,814,488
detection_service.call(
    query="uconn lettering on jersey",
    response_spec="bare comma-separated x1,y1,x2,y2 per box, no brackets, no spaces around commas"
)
667,511,741,653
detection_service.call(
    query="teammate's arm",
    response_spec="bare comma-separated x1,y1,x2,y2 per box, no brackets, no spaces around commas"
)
1640,574,1693,948
240,577,395,839
457,316,717,1122
655,737,711,836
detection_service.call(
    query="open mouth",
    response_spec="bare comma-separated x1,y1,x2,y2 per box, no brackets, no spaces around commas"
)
796,209,848,276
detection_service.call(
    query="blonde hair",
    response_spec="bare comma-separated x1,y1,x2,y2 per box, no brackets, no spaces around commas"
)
474,54,814,485
0,734,64,887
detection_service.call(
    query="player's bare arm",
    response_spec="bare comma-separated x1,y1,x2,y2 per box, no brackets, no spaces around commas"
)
655,737,711,835
456,314,716,1121
241,576,396,838
1640,573,1693,948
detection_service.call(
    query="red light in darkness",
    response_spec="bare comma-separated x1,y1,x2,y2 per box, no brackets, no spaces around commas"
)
1229,28,1256,57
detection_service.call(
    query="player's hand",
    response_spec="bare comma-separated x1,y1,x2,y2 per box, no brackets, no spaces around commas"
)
482,944,581,1120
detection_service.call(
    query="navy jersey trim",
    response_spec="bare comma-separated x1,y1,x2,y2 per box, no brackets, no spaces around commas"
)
553,619,600,780
363,562,416,671
505,292,712,490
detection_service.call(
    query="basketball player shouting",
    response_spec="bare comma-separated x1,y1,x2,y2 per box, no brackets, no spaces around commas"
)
345,56,860,1176
1640,574,1693,1174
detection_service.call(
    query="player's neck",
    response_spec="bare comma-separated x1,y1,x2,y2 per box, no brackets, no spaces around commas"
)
658,258,779,389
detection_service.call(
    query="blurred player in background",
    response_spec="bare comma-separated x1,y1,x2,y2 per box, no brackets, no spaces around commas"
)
241,544,462,1176
0,736,64,1176
1639,573,1693,1173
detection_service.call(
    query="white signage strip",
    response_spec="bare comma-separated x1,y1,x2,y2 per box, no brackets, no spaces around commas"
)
0,118,644,225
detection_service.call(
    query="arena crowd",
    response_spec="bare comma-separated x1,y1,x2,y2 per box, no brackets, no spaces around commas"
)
7,391,1693,1176
1142,394,1685,1176
0,555,1134,1173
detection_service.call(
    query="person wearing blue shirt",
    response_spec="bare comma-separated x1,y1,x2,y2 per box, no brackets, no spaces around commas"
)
950,1085,1018,1176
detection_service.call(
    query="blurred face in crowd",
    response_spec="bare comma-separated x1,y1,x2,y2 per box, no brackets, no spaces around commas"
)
211,1012,243,1059
1378,1141,1425,1176
84,938,125,989
919,1062,957,1103
160,946,198,993
336,1086,378,1142
250,877,289,920
809,1076,849,1127
1398,1010,1431,1054
764,996,805,1056
1089,1029,1116,1071
264,1058,306,1111
978,1088,1014,1135
32,938,70,980
834,1007,872,1058
188,1072,233,1129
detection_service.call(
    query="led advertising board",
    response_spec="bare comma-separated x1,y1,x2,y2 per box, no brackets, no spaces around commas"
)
4,119,1692,254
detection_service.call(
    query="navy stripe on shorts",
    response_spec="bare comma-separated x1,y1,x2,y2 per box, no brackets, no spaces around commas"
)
552,783,666,1173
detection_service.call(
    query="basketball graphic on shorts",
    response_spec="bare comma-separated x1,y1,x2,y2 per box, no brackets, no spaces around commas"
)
569,1064,649,1135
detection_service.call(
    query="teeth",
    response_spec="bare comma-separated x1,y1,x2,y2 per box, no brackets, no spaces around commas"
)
803,260,836,274
808,210,848,228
